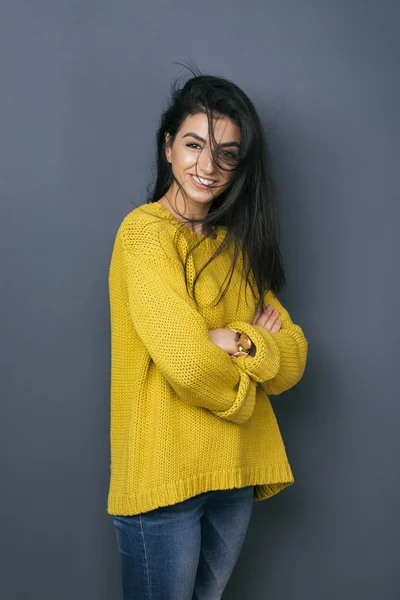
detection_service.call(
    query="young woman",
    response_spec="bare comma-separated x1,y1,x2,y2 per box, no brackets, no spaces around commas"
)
107,70,308,600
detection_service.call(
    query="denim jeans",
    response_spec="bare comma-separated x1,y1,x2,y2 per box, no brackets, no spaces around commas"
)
112,485,254,600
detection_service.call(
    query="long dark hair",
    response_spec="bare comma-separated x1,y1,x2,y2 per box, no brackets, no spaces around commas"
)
142,64,286,310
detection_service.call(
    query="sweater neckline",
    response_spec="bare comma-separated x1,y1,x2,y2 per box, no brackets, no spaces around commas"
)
146,201,228,249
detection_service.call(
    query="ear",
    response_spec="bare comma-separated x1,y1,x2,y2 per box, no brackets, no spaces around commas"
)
164,132,172,163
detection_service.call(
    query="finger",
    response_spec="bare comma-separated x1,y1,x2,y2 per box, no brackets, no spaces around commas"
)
251,304,263,325
256,305,274,328
269,319,281,334
263,308,279,330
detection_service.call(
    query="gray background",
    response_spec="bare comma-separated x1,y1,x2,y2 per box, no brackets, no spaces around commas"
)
1,1,399,599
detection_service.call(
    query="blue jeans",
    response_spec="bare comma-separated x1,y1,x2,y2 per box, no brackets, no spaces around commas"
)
112,485,254,600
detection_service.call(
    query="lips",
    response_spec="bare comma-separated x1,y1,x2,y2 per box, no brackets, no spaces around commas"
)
189,174,217,188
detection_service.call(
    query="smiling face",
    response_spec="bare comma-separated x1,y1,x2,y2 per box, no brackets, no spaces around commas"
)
164,112,241,213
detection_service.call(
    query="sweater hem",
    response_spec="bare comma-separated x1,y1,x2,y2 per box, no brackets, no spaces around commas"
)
107,463,294,516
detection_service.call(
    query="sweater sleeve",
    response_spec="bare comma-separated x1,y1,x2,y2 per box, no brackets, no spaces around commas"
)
225,291,308,395
121,234,257,425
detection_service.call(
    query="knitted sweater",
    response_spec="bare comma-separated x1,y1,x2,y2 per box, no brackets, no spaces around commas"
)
107,201,308,516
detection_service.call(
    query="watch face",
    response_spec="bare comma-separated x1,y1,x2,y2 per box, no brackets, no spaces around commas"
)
240,333,252,350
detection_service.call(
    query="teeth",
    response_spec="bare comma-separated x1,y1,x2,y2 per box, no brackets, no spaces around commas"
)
193,175,215,186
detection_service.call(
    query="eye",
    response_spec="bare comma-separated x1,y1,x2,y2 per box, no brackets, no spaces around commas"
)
186,142,238,161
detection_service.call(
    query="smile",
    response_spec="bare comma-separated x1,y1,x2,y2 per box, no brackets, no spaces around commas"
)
190,174,217,188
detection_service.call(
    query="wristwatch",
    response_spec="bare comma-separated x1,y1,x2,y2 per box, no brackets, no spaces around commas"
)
228,329,253,358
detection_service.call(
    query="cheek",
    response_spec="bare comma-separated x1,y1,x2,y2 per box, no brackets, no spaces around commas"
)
172,147,194,170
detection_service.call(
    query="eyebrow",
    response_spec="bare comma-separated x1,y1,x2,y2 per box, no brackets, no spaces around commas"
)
182,132,240,149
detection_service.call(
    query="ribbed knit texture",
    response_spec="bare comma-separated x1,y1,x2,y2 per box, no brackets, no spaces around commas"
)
107,201,308,516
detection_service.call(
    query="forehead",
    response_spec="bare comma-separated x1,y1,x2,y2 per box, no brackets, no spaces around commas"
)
179,113,240,143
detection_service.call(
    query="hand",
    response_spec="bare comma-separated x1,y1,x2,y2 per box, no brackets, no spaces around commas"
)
251,303,281,333
208,303,281,354
208,328,238,355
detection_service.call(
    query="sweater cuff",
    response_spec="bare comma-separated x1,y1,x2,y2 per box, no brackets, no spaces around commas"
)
225,320,280,383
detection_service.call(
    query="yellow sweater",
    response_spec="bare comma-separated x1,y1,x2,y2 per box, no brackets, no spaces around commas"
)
107,201,308,516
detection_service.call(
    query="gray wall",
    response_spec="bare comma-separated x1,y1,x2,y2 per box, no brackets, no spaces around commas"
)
1,1,399,599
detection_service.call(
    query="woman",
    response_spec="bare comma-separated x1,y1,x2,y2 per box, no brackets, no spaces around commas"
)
108,71,308,600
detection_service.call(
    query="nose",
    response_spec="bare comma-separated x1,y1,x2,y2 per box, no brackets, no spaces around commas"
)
197,145,217,176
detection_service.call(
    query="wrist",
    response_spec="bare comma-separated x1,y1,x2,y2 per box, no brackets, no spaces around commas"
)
228,329,239,355
228,328,255,358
